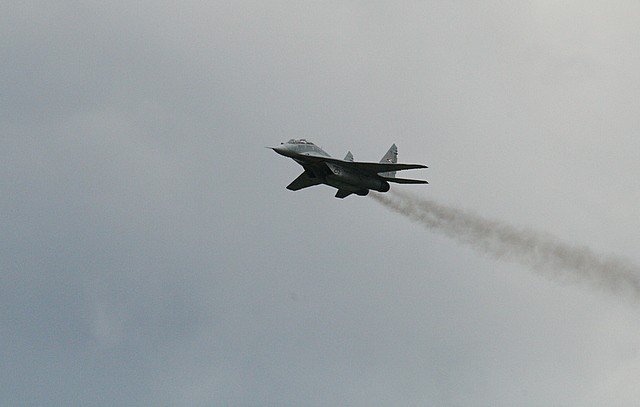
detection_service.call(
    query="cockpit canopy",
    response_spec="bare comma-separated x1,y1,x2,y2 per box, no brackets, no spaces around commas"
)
286,138,315,145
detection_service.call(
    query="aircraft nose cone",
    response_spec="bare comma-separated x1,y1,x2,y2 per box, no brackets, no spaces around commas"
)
271,144,290,156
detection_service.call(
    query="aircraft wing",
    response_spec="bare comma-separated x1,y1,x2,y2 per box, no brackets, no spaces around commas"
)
287,171,323,190
339,160,427,173
293,154,427,174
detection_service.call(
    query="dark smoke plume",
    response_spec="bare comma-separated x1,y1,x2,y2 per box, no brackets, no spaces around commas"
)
371,190,640,300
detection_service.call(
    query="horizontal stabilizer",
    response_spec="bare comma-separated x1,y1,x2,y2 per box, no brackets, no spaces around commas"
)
287,171,322,191
382,176,428,184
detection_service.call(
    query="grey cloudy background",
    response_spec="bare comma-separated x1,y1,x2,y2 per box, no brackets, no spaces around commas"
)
2,1,640,406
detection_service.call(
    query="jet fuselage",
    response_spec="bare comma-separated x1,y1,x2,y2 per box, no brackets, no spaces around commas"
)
271,139,427,198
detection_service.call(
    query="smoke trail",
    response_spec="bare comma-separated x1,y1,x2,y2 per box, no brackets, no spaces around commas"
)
371,190,640,300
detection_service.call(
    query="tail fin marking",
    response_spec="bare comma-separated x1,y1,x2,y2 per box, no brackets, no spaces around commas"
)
379,144,398,178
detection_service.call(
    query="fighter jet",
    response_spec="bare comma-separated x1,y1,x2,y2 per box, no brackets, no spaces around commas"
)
271,139,428,198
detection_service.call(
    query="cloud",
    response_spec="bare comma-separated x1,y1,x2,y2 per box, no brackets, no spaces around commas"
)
2,1,640,406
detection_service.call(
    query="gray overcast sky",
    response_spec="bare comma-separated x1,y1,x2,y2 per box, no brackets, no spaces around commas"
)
2,1,640,406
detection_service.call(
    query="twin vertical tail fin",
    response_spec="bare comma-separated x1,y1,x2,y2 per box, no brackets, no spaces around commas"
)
378,144,398,178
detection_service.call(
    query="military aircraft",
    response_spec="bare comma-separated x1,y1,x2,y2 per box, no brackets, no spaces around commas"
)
271,139,428,198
